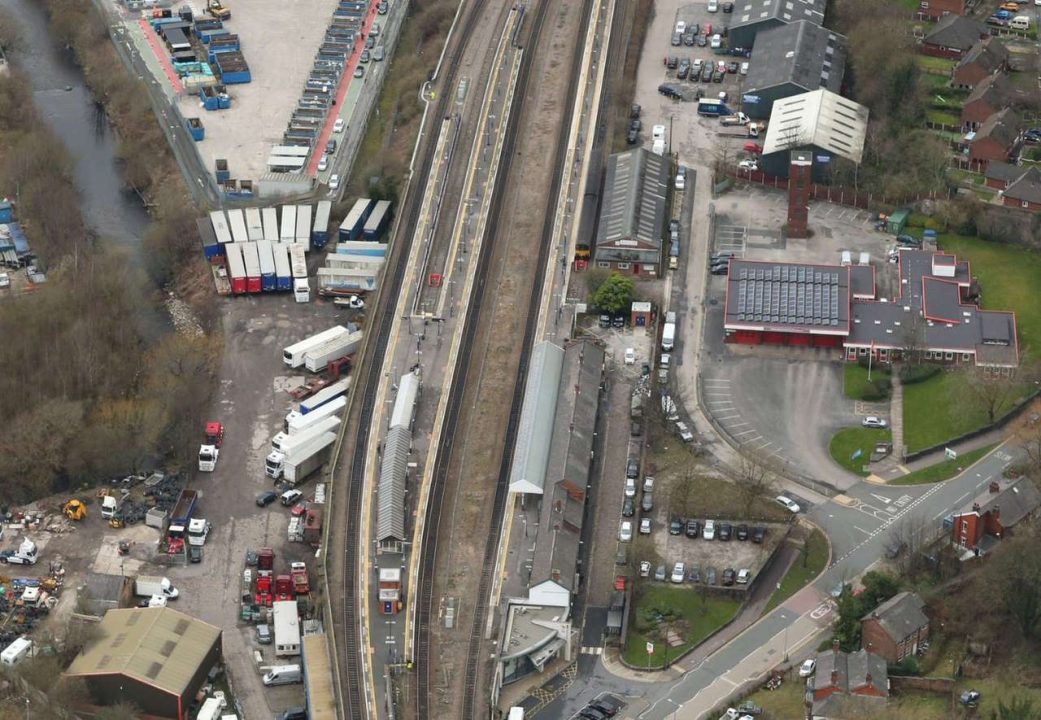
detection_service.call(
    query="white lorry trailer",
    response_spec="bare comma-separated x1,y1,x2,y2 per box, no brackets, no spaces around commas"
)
271,415,341,453
302,330,363,373
134,575,179,599
285,395,346,433
282,326,348,368
265,432,337,484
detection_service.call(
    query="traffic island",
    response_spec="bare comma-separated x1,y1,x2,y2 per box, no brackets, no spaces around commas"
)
829,426,892,477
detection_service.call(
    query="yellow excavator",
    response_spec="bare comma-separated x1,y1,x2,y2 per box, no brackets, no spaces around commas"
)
62,499,87,521
206,0,231,20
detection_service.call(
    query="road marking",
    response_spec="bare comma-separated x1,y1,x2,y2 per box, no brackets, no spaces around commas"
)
853,526,870,535
580,646,603,655
728,421,751,428
732,429,758,437
870,493,892,505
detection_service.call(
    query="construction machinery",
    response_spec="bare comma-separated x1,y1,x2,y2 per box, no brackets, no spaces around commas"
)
206,0,230,20
62,500,86,521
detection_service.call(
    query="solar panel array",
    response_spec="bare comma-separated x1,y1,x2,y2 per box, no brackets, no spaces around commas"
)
733,264,843,327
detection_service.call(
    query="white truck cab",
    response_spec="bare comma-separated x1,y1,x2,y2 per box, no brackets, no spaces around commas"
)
293,278,310,303
188,518,210,546
198,444,219,472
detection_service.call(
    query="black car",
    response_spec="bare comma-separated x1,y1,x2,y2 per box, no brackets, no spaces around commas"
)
688,564,701,582
590,700,618,717
626,457,639,479
598,314,612,328
659,84,680,99
627,127,639,144
630,103,641,118
189,545,203,563
631,420,643,437
256,490,278,507
896,234,922,247
580,708,607,720
736,524,749,541
669,218,680,234
697,33,708,46
677,65,689,80
630,118,642,132
666,55,679,69
245,548,258,566
728,60,739,74
622,497,636,517
722,568,736,586
752,526,766,543
278,709,308,720
711,251,735,263
722,1,734,11
710,263,730,275
683,29,696,45
669,518,684,535
686,518,701,538
712,70,724,83
701,65,713,82
718,522,732,541
612,315,625,328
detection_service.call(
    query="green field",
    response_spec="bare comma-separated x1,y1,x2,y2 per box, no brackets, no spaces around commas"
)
938,234,1041,357
764,530,828,613
926,109,961,126
891,444,997,485
843,363,891,401
829,426,892,476
623,586,740,668
916,55,956,74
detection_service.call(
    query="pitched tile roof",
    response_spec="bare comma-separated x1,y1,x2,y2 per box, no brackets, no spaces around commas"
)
924,15,987,51
1003,166,1041,204
974,107,1021,149
957,37,1009,76
861,592,928,643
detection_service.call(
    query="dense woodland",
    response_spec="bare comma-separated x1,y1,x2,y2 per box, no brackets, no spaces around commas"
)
0,10,217,507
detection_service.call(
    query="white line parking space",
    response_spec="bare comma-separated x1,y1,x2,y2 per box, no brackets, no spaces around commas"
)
714,224,747,255
700,377,793,466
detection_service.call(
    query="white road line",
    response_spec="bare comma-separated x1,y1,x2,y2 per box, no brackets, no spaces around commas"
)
853,526,870,535
728,421,751,428
732,429,758,437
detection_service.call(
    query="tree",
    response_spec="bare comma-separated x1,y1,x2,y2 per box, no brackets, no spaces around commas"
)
963,370,1017,426
1014,402,1041,476
833,587,862,651
591,273,634,315
859,571,899,609
734,450,777,516
899,311,926,366
993,524,1041,638
886,511,933,578
667,463,700,519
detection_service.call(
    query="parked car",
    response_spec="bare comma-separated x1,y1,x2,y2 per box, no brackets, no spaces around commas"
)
740,61,749,75
710,263,729,275
630,420,643,437
697,33,708,47
776,495,801,513
257,624,272,644
675,421,695,443
686,518,701,538
683,28,696,45
703,519,716,540
718,522,732,541
641,491,653,513
639,518,652,535
722,568,736,586
624,477,636,498
671,562,686,583
354,66,364,78
639,560,651,577
280,489,303,506
708,0,719,11
896,234,922,247
590,701,618,718
256,491,278,507
671,31,682,46
712,69,724,82
658,84,680,99
622,497,635,517
619,521,633,542
738,159,759,171
626,127,639,144
706,567,717,585
598,314,612,328
675,166,687,190
329,174,340,190
736,524,749,541
277,709,307,720
723,1,734,11
862,416,888,429
688,564,701,582
655,564,667,581
624,347,636,365
710,34,722,49
744,142,764,154
752,526,766,543
627,457,640,478
711,251,735,263
318,156,329,172
189,545,203,563
728,60,739,74
669,518,684,535
737,569,751,584
666,55,679,69
360,49,370,63
799,659,817,677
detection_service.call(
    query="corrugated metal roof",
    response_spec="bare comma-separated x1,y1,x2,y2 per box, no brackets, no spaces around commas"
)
762,88,868,163
302,634,337,720
508,342,565,495
66,608,221,695
595,149,668,252
389,371,420,431
376,426,410,543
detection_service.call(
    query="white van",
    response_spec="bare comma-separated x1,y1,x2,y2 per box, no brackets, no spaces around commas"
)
262,664,302,686
1011,15,1031,30
1,637,34,667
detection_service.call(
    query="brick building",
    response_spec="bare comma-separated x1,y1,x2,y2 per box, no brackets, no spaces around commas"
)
961,74,1028,131
917,0,966,20
952,37,1009,89
809,643,889,718
984,160,1027,190
590,148,667,276
950,477,1041,556
861,592,930,664
1002,167,1041,211
921,15,986,59
969,107,1022,167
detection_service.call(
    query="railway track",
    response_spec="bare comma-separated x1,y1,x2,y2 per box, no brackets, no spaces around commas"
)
409,0,596,716
329,0,506,718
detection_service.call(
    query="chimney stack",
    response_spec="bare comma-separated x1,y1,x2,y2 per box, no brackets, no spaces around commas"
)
832,638,840,654
865,671,873,686
831,669,838,686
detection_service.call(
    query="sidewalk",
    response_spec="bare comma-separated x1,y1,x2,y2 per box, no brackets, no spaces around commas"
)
870,426,1008,483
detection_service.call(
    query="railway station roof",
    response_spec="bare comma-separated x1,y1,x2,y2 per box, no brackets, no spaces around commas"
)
376,425,410,543
508,342,566,496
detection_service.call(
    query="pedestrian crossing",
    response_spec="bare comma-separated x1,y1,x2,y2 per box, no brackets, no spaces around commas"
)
580,646,603,655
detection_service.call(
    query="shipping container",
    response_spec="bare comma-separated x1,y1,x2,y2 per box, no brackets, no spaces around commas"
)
242,242,262,293
312,201,332,248
338,198,372,241
228,208,249,243
295,205,312,249
225,242,247,294
362,200,391,241
280,205,297,244
197,217,224,260
256,240,277,292
283,328,348,369
209,210,232,245
245,207,264,240
290,244,307,279
303,330,363,372
262,207,279,241
300,378,351,413
273,243,292,291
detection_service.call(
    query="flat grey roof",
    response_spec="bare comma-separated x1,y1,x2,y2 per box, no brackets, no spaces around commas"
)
849,264,875,299
745,21,846,95
508,342,566,495
762,88,869,163
595,148,667,259
733,0,825,31
376,425,410,543
724,260,850,335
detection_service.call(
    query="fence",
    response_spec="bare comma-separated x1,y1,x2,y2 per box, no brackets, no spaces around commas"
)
726,170,953,213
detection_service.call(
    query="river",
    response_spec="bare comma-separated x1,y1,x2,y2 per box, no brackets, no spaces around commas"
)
2,0,172,338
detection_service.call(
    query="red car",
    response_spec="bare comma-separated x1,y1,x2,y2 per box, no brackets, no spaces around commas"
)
743,142,763,154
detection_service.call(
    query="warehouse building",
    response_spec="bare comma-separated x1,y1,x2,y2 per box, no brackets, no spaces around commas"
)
759,88,869,182
591,148,668,276
742,21,847,120
65,607,223,719
728,0,826,50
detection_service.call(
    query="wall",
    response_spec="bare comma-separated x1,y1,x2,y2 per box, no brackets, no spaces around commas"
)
889,675,955,693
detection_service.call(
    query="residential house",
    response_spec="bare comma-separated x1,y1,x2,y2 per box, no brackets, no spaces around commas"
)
950,477,1041,556
921,15,987,59
961,74,1028,130
952,37,1009,89
809,643,889,719
984,160,1026,190
1002,166,1041,211
969,107,1021,167
917,0,967,20
861,592,930,664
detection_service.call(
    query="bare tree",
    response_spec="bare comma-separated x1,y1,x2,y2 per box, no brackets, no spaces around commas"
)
666,461,700,519
963,370,1017,426
1013,400,1041,476
734,450,778,517
899,311,926,366
886,511,935,578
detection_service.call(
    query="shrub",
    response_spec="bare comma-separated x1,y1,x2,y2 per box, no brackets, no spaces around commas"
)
891,655,920,676
900,363,942,385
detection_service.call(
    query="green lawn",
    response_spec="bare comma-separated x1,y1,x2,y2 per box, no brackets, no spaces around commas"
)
920,73,952,92
902,370,1031,452
937,234,1041,357
926,109,960,126
764,530,828,613
916,55,955,74
843,363,891,401
829,427,892,476
623,586,741,668
890,444,997,485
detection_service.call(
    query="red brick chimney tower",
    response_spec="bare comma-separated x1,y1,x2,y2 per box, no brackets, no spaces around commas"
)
788,150,812,238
